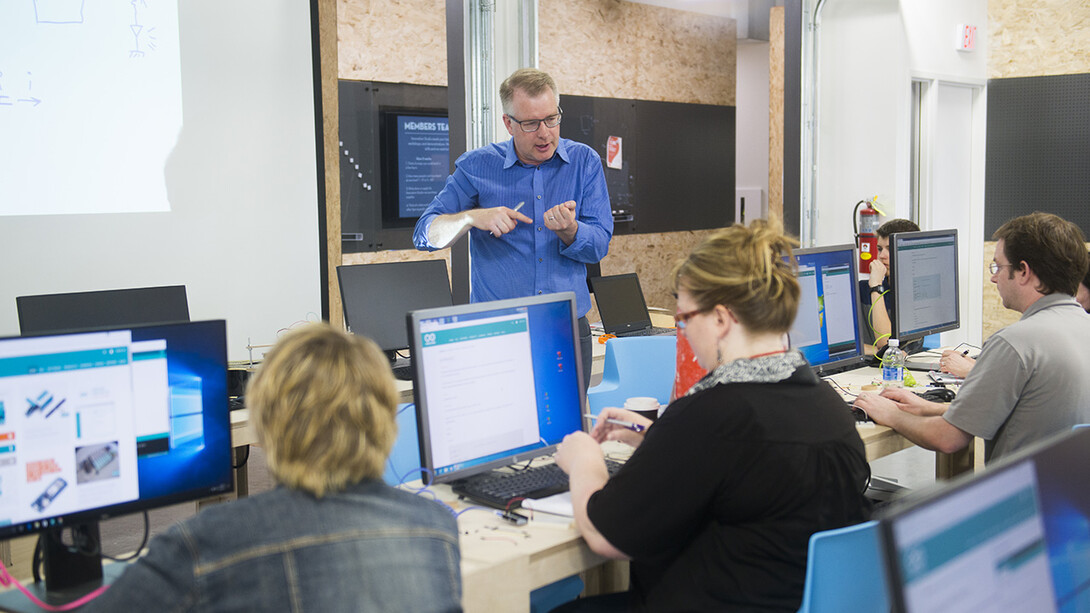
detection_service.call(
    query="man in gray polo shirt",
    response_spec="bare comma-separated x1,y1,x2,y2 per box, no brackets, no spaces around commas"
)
855,212,1090,463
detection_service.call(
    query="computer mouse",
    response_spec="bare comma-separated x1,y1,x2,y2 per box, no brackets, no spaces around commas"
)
917,388,956,403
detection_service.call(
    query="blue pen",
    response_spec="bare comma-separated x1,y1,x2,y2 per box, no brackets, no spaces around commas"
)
583,413,647,433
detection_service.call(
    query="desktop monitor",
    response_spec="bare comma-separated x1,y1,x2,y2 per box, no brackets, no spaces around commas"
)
17,285,190,336
0,320,233,598
888,229,960,344
788,245,867,375
880,428,1090,613
407,292,584,484
337,261,453,377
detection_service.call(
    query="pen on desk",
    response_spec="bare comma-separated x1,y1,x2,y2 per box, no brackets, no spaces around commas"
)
582,413,647,433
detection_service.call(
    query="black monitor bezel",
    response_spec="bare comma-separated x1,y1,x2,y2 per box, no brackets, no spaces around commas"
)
336,260,453,354
877,427,1090,613
888,228,961,344
0,319,234,541
790,243,867,376
407,292,585,486
16,285,190,336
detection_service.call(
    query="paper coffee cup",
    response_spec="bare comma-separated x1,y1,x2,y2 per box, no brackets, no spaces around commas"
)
624,396,661,422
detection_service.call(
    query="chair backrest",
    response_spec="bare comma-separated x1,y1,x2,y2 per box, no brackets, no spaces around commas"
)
384,403,423,485
797,520,889,613
587,335,677,415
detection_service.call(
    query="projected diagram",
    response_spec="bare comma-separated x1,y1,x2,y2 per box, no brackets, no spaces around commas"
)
0,0,182,215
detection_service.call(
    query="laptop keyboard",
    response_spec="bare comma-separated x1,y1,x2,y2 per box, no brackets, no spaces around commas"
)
615,326,675,337
452,459,625,509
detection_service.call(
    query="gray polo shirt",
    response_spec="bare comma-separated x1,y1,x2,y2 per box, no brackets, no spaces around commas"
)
944,293,1090,462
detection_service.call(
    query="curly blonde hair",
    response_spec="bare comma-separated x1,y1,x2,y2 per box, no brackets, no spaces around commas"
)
247,323,398,497
672,220,801,334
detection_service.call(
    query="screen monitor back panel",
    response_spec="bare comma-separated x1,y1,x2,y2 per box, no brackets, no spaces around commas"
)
590,273,654,335
337,261,453,353
408,292,584,484
17,286,190,335
0,320,233,540
889,229,960,343
789,245,866,375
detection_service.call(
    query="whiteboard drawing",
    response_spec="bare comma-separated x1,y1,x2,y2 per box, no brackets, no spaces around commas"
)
0,0,182,216
33,0,85,24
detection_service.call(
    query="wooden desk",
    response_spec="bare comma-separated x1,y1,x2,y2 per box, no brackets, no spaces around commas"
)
420,442,632,613
826,366,978,479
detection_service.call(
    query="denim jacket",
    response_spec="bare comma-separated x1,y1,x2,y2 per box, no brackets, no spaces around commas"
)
83,480,462,612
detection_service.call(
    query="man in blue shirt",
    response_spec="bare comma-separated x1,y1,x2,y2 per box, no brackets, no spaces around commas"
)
413,68,613,389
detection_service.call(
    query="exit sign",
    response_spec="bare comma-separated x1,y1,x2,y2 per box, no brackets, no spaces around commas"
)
957,24,977,52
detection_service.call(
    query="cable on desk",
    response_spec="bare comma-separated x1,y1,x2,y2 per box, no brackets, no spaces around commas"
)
101,512,150,563
0,560,109,611
822,377,858,399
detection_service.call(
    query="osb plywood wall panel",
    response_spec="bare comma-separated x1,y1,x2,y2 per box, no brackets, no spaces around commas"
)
769,6,785,222
321,0,343,328
591,229,719,322
989,0,1090,79
338,0,447,84
981,241,1019,340
336,0,734,327
540,0,736,106
980,240,1090,340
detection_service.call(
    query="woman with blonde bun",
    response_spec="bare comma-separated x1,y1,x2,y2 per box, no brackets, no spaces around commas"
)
555,221,871,612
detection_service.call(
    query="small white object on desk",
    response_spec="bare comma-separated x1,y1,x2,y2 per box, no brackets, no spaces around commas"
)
521,492,575,517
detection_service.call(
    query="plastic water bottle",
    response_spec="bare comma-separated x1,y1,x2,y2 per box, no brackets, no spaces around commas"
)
882,339,905,389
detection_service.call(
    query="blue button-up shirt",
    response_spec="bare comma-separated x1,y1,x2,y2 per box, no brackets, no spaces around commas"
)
413,138,613,317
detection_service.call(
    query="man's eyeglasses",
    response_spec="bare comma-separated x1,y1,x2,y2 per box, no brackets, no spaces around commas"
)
989,262,1015,275
507,107,563,132
674,308,709,330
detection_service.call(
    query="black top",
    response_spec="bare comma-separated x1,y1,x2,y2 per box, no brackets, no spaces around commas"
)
858,278,893,346
587,353,870,612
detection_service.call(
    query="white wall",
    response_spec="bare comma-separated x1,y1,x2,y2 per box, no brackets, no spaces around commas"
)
811,0,988,345
736,40,771,219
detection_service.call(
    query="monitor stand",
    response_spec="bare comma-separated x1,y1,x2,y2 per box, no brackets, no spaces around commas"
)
0,523,127,612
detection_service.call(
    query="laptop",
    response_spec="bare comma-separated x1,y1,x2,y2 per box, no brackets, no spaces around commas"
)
590,273,675,337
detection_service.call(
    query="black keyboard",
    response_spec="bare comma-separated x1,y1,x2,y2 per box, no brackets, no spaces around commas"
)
452,459,625,510
391,364,414,381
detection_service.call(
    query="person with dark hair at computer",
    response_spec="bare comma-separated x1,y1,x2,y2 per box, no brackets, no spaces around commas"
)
552,221,871,612
413,67,613,392
84,324,462,613
860,218,920,352
856,212,1090,464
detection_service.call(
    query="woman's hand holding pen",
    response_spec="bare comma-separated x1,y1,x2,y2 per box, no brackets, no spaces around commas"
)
589,408,652,448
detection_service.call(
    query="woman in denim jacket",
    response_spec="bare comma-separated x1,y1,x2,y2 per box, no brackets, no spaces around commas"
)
85,323,462,612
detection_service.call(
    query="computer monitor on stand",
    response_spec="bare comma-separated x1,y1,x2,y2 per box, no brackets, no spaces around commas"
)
337,261,454,380
888,229,960,370
407,292,584,486
788,245,867,376
0,321,233,610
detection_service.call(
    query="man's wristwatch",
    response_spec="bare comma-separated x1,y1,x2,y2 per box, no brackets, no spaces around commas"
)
870,287,883,294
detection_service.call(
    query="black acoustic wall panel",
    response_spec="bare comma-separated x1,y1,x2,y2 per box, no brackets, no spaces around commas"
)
985,73,1090,237
560,95,736,234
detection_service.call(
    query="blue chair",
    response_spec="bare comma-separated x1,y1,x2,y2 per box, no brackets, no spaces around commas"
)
1074,424,1090,430
587,336,677,416
797,520,889,613
384,403,423,485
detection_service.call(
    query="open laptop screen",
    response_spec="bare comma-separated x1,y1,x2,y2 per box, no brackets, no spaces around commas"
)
590,273,654,335
408,292,584,483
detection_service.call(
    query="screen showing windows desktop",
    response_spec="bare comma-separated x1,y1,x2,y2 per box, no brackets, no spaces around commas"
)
789,245,866,375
